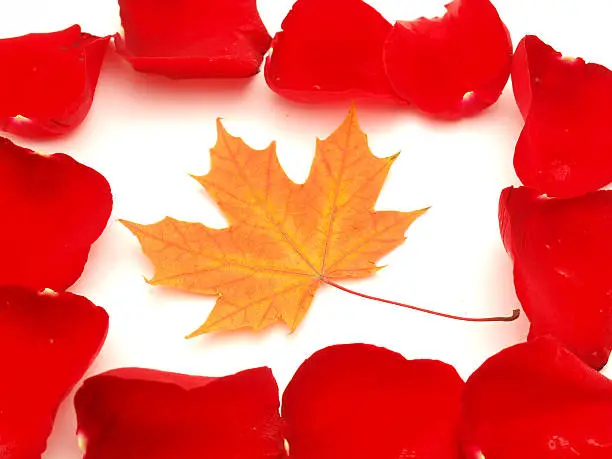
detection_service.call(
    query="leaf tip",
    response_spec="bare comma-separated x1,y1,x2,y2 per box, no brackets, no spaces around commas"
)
285,319,302,334
185,330,201,339
186,317,219,338
215,117,231,140
186,322,210,338
346,103,359,124
189,172,206,185
118,219,139,233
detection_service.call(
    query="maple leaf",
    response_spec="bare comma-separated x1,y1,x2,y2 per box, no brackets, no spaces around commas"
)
122,108,423,336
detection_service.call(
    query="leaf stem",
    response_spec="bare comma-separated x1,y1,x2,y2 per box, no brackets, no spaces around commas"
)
323,279,520,323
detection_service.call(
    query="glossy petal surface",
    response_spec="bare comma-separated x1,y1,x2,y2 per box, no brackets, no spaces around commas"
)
282,343,464,459
0,286,108,458
383,0,512,117
461,337,612,459
0,137,113,290
499,186,612,369
0,25,109,137
75,367,286,459
264,0,397,102
116,0,271,78
512,35,612,197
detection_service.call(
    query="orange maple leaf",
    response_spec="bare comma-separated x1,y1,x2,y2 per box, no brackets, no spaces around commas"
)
122,107,427,336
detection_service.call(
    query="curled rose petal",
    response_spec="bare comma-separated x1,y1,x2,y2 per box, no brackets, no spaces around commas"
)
75,367,286,459
460,337,612,459
282,344,464,459
512,35,612,197
264,0,397,102
0,137,113,291
499,186,612,369
0,286,108,458
115,0,271,78
382,0,512,118
0,25,109,137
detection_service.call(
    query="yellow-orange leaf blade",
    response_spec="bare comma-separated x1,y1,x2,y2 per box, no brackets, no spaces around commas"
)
122,107,427,335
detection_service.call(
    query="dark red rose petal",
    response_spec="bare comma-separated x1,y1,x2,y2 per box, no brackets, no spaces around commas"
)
499,186,612,369
282,344,464,459
0,25,109,137
382,0,512,118
75,367,286,459
0,286,108,458
115,0,271,78
512,35,612,197
264,0,397,102
460,337,612,459
0,137,113,291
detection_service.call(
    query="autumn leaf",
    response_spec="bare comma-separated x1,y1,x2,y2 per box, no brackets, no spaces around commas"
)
121,107,425,335
122,107,422,335
123,108,521,336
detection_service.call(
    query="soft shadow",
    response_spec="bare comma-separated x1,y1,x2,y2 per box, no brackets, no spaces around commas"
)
194,321,289,348
101,49,256,104
265,90,411,124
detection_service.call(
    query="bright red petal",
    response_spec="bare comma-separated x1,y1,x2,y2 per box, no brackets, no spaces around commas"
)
115,0,271,78
499,186,612,369
460,337,612,459
382,0,512,118
0,25,109,137
282,344,464,459
264,0,397,102
75,367,286,459
0,286,108,458
512,35,612,197
511,35,555,120
0,137,113,291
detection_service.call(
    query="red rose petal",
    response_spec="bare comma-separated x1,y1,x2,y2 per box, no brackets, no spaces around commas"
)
264,0,397,102
460,337,612,459
510,35,555,120
0,25,109,137
0,137,113,291
115,0,271,78
382,0,512,118
282,344,464,459
75,367,286,459
499,186,612,369
0,286,108,458
512,35,612,197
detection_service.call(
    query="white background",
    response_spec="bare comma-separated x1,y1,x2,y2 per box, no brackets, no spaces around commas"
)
0,1,610,457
